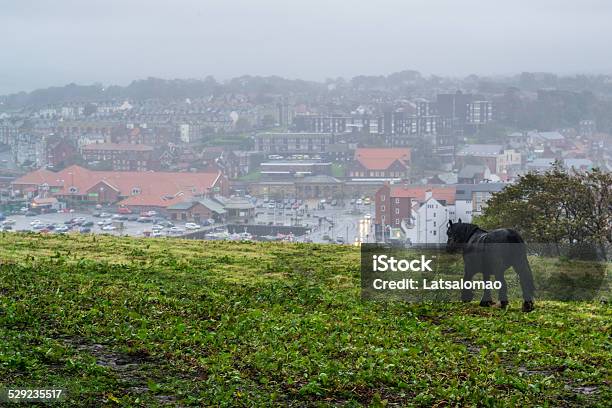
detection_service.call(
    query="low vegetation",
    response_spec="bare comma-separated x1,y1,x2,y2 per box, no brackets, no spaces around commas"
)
1,233,610,406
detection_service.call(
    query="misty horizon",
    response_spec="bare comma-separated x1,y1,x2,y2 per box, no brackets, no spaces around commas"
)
2,0,612,94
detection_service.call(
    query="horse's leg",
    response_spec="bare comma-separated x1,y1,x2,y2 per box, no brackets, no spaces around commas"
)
461,260,475,302
496,270,509,309
513,254,535,312
479,271,495,307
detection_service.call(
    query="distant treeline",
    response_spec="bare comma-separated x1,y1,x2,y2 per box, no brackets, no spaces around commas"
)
3,71,612,132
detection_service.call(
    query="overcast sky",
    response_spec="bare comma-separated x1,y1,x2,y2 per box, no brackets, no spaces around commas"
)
1,0,612,94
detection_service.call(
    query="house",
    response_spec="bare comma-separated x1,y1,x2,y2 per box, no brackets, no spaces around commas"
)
45,136,77,170
10,168,62,198
255,132,336,154
260,161,333,179
457,164,492,184
456,144,520,175
81,143,157,171
31,196,64,212
454,183,506,222
403,196,452,245
212,196,255,223
294,175,343,199
348,148,411,179
525,158,556,173
374,184,455,240
166,199,226,223
11,165,229,213
531,131,566,148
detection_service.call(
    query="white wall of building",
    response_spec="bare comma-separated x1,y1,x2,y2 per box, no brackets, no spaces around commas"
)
403,197,452,245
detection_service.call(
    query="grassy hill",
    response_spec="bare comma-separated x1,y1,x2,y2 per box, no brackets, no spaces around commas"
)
0,233,610,406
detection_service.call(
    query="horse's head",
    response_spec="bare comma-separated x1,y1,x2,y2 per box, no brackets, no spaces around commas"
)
446,219,474,253
446,219,460,253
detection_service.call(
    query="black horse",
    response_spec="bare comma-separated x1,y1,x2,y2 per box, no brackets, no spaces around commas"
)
446,220,535,312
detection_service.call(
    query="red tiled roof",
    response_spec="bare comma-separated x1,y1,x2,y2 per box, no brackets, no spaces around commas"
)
354,148,411,170
118,194,186,208
13,165,223,208
12,169,62,186
390,185,456,204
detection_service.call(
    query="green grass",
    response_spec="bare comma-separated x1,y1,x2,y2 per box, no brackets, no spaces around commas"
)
331,163,346,178
0,233,610,406
237,170,262,182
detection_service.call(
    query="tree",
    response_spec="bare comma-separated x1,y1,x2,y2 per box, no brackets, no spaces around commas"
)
477,164,611,256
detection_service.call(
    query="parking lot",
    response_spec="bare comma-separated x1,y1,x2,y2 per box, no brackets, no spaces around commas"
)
1,198,377,244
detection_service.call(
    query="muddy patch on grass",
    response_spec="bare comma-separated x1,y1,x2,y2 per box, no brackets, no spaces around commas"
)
60,337,179,405
564,385,600,395
452,337,481,355
517,365,567,377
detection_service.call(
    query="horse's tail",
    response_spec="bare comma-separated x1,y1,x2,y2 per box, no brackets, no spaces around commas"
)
512,246,536,302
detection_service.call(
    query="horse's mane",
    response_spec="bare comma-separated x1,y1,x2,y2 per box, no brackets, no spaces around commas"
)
451,223,485,242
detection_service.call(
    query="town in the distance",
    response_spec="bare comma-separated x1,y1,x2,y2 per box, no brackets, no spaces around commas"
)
1,71,610,245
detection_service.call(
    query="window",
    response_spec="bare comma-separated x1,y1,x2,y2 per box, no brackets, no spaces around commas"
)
381,195,385,201
433,230,437,236
395,219,400,225
68,186,78,193
381,205,385,211
395,198,400,204
395,208,399,214
131,187,141,195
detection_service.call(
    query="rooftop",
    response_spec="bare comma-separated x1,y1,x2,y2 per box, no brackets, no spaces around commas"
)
457,144,504,157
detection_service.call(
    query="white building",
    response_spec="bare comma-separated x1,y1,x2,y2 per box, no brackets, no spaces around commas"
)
404,195,452,245
179,124,191,143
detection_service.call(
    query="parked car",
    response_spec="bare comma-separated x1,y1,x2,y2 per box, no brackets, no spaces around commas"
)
335,236,345,244
81,221,94,227
152,224,164,231
55,225,69,233
356,199,363,205
25,211,38,217
117,207,132,214
99,212,111,218
169,227,185,234
101,225,116,231
137,217,153,223
79,227,92,234
159,220,174,228
185,223,201,230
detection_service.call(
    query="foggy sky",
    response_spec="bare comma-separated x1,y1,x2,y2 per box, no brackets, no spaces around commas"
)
1,0,612,94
